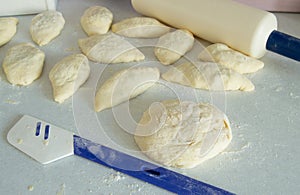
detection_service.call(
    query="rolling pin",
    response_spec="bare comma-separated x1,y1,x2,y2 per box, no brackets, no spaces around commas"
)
131,0,300,61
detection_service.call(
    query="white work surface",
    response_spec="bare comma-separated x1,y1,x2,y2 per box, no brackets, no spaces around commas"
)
1,0,300,194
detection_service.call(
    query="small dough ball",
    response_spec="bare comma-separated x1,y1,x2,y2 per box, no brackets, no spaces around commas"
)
30,11,65,46
111,17,170,38
78,33,145,63
49,54,90,103
154,29,194,65
0,17,18,47
80,6,113,36
199,43,264,74
95,67,160,112
162,62,254,91
134,100,232,169
2,43,45,86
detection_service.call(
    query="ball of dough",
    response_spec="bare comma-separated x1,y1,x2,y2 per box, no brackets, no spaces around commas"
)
2,43,45,86
80,6,113,36
30,11,65,46
134,100,232,169
0,17,18,47
111,17,170,38
49,54,90,103
154,29,194,65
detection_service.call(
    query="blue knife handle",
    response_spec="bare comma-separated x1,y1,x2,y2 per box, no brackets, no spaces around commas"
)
267,30,300,61
73,135,234,195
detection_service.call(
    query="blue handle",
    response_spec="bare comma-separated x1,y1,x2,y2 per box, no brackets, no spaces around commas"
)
266,30,300,61
73,135,234,195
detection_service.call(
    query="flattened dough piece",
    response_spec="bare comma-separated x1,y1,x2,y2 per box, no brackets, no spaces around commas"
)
154,29,194,65
199,43,264,74
78,33,145,63
49,54,90,103
2,43,45,86
162,62,254,91
0,17,18,47
111,17,170,38
95,67,160,112
30,11,65,46
80,6,113,36
134,100,232,168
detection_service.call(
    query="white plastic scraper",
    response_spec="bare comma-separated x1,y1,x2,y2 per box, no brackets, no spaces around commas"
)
7,115,234,195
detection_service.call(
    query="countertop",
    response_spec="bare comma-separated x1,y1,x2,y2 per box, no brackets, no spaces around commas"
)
0,0,300,194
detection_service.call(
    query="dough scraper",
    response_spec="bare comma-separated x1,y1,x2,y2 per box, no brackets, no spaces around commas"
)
7,115,234,194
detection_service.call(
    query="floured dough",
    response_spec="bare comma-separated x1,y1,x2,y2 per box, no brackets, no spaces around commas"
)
95,67,160,112
78,33,145,63
134,100,232,168
30,11,65,46
2,43,45,86
154,29,194,65
162,62,254,91
111,17,170,38
0,17,18,47
49,54,90,103
199,43,264,74
80,6,113,36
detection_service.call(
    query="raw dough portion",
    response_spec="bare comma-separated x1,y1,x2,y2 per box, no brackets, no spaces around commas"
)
111,17,170,38
154,29,194,65
162,62,254,91
134,100,232,168
30,11,65,46
49,54,90,103
95,67,160,112
78,33,145,63
80,6,113,36
0,17,18,47
198,43,264,74
2,43,45,86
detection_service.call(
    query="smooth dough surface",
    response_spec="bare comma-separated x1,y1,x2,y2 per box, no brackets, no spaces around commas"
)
111,17,170,38
78,33,145,63
0,17,18,47
134,100,232,168
80,6,113,36
2,43,45,86
154,29,194,65
30,11,65,46
198,43,264,74
95,67,160,112
162,62,254,91
49,54,90,103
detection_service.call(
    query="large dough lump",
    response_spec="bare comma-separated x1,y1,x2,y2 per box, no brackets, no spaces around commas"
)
95,66,160,112
111,17,170,38
30,11,65,46
80,6,113,36
2,43,45,86
78,33,145,63
49,54,90,103
134,100,232,168
199,43,264,74
162,62,255,91
0,17,18,47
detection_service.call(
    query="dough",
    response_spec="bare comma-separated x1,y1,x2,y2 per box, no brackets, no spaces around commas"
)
49,54,90,103
162,62,254,91
134,100,232,168
111,17,170,38
80,6,113,36
78,33,145,63
2,43,45,86
154,29,194,65
95,67,160,112
198,43,264,74
0,17,18,47
30,11,65,46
